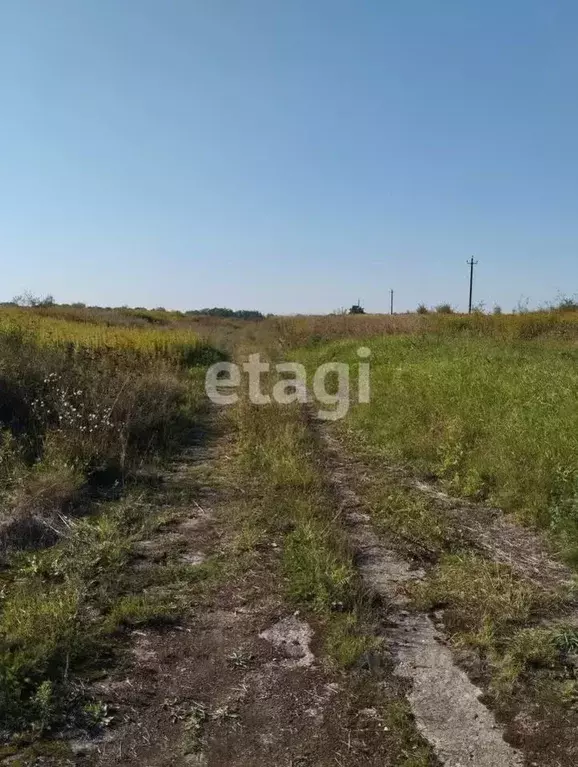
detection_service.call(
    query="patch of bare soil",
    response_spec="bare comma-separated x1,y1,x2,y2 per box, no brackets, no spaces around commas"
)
318,425,578,767
64,415,429,767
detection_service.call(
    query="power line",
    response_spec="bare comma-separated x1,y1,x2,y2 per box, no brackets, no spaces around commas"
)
467,257,478,313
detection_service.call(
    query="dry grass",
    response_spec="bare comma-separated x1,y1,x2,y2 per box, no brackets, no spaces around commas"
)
0,306,216,365
0,306,226,738
260,309,578,349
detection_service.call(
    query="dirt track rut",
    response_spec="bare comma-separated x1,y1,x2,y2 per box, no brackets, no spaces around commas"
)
321,427,524,767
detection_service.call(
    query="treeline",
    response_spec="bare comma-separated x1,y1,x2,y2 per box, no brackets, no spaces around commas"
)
4,295,266,322
184,307,264,320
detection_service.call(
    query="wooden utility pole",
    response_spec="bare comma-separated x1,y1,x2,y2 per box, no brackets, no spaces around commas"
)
390,289,394,315
467,257,478,313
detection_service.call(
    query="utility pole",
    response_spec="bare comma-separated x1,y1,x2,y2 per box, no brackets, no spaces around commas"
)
467,257,478,313
390,289,394,315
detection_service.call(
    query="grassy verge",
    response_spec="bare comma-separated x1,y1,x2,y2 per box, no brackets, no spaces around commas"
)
352,472,578,701
0,482,223,741
411,552,578,697
291,333,578,753
0,318,226,742
295,334,578,561
355,450,578,714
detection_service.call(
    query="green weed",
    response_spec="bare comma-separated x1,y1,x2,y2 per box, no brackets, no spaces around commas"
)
283,516,355,612
412,553,555,635
103,593,180,632
368,484,457,559
382,700,436,767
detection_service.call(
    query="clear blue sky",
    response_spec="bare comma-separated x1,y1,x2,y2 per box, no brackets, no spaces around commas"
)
2,1,577,313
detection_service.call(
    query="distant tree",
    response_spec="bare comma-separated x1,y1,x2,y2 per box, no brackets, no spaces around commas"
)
185,307,264,320
513,297,531,314
492,304,502,315
12,291,54,308
552,293,578,312
235,309,264,320
471,301,485,314
416,303,429,314
435,303,454,314
71,302,86,309
348,304,365,315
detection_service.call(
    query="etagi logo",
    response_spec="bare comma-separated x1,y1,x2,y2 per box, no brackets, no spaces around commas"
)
205,348,371,421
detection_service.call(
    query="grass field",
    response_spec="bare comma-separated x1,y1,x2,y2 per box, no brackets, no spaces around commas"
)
294,328,578,561
0,305,228,364
288,315,578,754
2,302,578,762
271,307,578,346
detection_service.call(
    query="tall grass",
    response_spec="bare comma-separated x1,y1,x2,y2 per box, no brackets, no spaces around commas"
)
0,307,224,738
0,306,223,365
296,334,578,560
0,307,224,556
268,310,578,348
